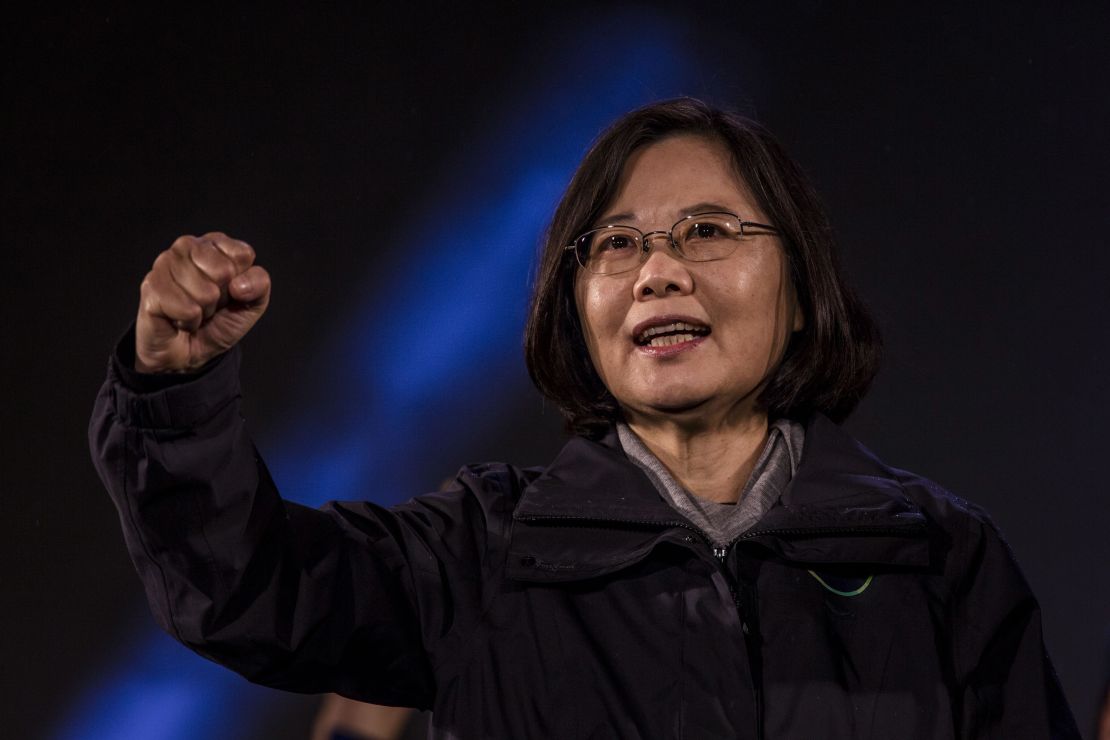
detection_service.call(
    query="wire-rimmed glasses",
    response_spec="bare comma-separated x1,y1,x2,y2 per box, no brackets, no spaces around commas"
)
565,211,778,275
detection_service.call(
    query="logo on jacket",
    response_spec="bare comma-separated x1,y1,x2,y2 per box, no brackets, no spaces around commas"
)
807,570,874,597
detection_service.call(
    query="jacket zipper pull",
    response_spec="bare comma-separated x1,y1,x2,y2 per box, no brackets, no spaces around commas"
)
712,546,728,561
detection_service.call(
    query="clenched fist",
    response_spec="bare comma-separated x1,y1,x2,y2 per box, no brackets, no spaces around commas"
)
136,232,271,373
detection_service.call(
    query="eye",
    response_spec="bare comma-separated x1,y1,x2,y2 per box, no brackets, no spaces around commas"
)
600,234,634,251
681,214,741,244
675,214,744,261
692,222,723,240
589,229,638,255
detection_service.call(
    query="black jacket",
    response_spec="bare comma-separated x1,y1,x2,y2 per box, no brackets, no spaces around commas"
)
90,343,1079,739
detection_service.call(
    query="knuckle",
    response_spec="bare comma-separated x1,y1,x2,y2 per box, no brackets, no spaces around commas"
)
140,288,162,316
193,246,236,282
139,272,164,309
170,235,195,253
152,250,173,271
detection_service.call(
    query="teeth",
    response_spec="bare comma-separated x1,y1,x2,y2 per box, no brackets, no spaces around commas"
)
648,333,697,347
637,321,708,344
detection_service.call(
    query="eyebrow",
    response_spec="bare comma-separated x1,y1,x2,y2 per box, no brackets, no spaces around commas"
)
594,202,738,227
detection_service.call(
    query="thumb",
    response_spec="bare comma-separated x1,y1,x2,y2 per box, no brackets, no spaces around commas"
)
227,265,271,306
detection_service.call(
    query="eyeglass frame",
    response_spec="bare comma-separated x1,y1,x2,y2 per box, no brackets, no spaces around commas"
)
564,211,779,275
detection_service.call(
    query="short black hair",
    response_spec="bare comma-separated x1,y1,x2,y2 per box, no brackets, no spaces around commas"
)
524,97,881,437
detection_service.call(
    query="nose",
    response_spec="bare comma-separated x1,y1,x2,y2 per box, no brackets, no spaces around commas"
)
633,232,693,299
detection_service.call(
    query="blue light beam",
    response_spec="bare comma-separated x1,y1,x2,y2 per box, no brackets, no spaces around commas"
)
61,9,722,739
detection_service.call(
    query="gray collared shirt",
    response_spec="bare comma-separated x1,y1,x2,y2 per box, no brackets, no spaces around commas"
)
616,418,805,548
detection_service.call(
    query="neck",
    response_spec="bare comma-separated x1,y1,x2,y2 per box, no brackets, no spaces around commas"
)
624,408,770,504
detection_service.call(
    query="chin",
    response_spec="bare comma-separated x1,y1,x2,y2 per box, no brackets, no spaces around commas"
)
625,386,716,416
618,376,764,422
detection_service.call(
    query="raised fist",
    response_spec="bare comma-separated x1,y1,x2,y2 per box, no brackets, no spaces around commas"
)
135,232,271,373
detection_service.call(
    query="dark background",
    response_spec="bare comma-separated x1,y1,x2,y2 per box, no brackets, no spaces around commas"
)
4,3,1108,738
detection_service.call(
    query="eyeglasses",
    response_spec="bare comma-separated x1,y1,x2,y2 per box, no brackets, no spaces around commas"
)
565,211,779,275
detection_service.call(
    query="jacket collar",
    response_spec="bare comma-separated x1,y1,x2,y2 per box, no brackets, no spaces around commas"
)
513,425,681,525
509,414,931,580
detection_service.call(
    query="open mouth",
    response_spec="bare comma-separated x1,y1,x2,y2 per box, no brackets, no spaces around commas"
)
634,321,711,348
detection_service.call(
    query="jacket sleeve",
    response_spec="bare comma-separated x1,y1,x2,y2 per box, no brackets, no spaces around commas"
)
948,500,1080,739
87,335,504,708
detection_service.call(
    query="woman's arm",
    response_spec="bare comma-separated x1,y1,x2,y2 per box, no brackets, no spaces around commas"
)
89,334,440,706
88,234,491,707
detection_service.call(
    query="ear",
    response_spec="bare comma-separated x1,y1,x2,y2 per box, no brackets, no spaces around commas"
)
783,263,805,333
792,303,805,332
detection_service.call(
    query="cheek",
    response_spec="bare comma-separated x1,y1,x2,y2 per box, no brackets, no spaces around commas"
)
711,261,794,355
573,280,610,387
576,278,626,357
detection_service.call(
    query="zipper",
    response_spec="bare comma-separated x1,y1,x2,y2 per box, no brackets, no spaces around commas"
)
714,542,763,739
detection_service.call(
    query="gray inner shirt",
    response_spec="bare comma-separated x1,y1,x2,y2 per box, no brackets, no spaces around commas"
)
616,419,805,548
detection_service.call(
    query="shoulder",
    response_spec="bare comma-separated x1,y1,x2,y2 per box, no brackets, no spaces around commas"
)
386,461,545,544
888,467,1025,589
801,415,1021,586
804,413,1002,536
888,466,998,540
455,461,547,499
842,430,1027,601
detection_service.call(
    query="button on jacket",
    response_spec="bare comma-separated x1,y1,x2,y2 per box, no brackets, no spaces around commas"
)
90,343,1079,739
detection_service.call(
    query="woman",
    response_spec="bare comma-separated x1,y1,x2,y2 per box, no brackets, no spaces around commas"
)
90,99,1079,738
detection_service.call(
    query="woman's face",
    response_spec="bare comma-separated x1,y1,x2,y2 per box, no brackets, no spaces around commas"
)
574,134,803,426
